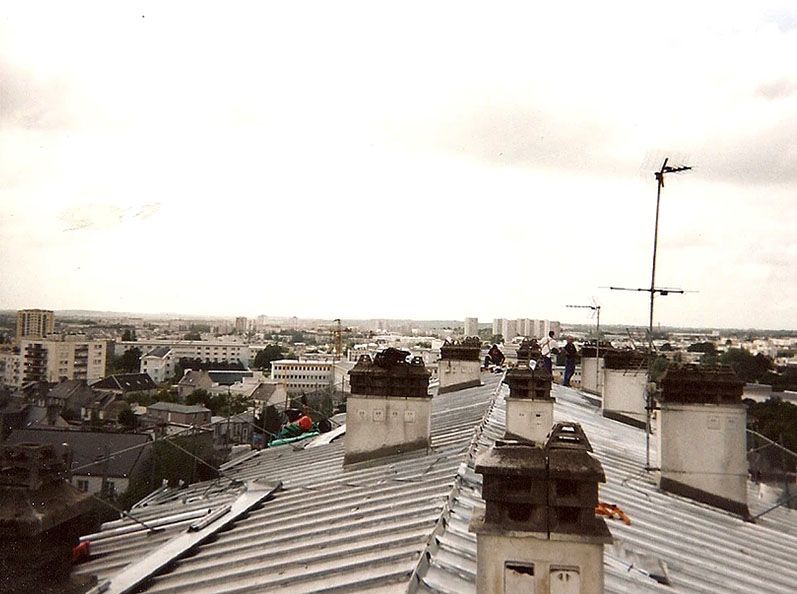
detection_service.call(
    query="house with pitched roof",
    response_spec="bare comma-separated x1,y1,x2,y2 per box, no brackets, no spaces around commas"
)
7,428,152,498
92,373,158,397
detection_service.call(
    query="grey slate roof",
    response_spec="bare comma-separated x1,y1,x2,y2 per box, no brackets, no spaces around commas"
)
207,371,253,385
92,374,158,393
147,402,210,415
144,346,172,358
72,377,797,593
177,370,210,387
7,429,151,479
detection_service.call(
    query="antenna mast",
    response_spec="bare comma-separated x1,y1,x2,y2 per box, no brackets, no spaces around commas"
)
566,302,601,393
610,157,692,470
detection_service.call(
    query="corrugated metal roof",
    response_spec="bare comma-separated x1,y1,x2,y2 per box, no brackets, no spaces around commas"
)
73,377,797,593
416,384,797,594
75,377,499,593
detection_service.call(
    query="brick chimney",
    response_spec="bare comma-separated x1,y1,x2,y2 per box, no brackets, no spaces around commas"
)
602,349,648,428
0,443,96,593
438,337,482,394
345,349,431,465
656,365,748,517
470,423,612,593
504,340,554,444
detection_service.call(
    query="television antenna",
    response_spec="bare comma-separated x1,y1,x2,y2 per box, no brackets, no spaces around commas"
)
609,157,692,470
566,300,601,393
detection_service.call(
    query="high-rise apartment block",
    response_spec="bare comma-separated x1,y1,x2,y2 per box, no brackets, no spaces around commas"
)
491,317,561,341
16,309,55,342
492,319,504,336
19,337,107,386
234,317,248,334
464,317,479,337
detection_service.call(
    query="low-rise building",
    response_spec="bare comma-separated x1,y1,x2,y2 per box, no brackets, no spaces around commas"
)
140,346,174,384
0,349,22,388
146,402,212,427
6,429,152,499
47,379,99,420
270,359,334,395
116,340,251,367
177,370,215,399
210,411,255,446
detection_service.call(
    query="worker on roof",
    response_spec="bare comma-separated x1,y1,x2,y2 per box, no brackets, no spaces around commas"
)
540,330,557,375
562,336,578,387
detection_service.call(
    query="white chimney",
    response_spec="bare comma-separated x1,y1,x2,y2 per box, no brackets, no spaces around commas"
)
438,337,482,394
580,345,605,396
504,340,554,444
344,349,431,465
470,423,612,594
602,349,647,428
656,365,748,517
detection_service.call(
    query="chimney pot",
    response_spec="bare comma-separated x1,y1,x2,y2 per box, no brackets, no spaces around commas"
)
656,365,749,516
438,338,482,394
470,423,611,593
345,349,432,465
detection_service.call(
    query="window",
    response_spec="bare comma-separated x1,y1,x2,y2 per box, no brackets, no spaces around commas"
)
76,479,89,492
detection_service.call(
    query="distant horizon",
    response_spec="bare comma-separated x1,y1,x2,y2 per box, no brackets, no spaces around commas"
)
2,308,795,335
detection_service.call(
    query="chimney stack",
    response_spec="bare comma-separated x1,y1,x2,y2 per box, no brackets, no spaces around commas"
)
0,443,96,593
601,349,648,428
504,340,554,444
580,344,607,397
656,365,748,517
438,337,482,394
345,349,431,465
471,423,612,593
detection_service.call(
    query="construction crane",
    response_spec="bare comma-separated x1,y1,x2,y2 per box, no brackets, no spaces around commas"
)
333,319,343,361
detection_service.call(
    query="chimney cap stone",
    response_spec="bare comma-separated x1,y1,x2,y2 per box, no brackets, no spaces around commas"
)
659,364,744,404
348,348,430,398
475,440,547,478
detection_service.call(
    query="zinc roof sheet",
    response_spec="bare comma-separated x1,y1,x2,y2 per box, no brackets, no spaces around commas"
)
73,377,797,593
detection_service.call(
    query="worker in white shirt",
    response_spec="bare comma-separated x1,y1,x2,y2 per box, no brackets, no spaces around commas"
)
539,330,557,374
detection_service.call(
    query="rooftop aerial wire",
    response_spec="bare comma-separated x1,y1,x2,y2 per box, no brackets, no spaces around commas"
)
610,157,692,470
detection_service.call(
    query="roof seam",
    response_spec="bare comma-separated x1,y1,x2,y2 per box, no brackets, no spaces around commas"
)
408,381,503,592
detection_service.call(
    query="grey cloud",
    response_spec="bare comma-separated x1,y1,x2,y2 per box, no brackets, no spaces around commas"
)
765,9,797,32
757,79,797,100
0,59,70,129
430,104,621,173
60,202,161,232
695,120,797,185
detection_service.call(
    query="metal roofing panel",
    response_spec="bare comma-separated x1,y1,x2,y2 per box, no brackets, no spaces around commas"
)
73,377,797,593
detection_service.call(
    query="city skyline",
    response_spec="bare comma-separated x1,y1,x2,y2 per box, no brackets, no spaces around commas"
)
2,3,797,328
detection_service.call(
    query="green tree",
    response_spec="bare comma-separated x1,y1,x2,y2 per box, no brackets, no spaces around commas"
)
720,348,772,383
115,347,142,373
258,405,282,437
649,355,670,382
319,394,334,419
687,342,717,354
121,328,136,341
117,433,222,510
185,389,248,416
490,334,504,345
118,407,137,431
183,332,202,341
253,345,285,370
746,397,797,474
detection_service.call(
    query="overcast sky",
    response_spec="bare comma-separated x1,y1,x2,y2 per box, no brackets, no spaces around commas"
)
1,2,796,329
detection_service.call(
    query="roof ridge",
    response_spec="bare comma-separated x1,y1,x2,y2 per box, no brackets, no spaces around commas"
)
407,380,503,592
